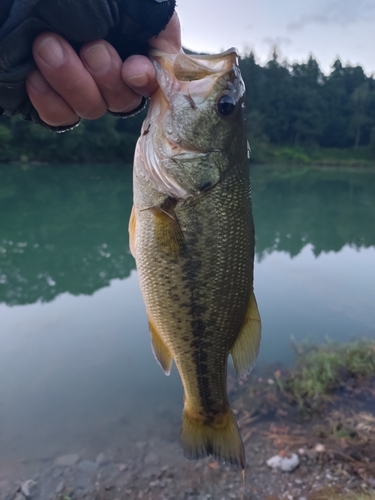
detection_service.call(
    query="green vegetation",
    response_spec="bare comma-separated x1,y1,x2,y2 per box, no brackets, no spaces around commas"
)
283,340,375,411
0,52,374,163
242,52,375,165
0,110,145,163
238,339,375,418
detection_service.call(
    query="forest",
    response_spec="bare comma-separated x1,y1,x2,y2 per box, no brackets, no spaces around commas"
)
0,52,374,164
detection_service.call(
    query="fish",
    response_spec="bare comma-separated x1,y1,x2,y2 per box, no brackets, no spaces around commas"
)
129,47,261,469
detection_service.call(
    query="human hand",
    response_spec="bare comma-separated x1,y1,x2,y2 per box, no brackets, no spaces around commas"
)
25,12,181,128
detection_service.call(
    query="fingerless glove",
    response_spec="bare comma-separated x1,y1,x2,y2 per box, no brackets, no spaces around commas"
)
0,0,176,131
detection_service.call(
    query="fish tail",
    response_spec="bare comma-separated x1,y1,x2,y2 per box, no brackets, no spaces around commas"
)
180,406,245,469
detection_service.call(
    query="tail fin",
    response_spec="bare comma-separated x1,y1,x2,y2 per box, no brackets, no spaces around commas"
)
180,407,245,469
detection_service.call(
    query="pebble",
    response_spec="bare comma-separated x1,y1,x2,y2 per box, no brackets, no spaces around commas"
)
314,443,325,453
54,454,80,467
266,453,300,472
118,463,128,472
78,460,99,473
96,452,110,466
52,468,63,479
21,479,37,497
144,452,159,466
55,481,65,494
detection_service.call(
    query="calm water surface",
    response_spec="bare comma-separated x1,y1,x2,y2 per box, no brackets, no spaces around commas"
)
0,163,374,465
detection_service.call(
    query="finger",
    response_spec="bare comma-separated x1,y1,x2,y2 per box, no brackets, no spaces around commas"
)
80,40,143,113
122,12,181,97
26,70,79,127
149,12,181,53
32,32,107,120
121,55,158,98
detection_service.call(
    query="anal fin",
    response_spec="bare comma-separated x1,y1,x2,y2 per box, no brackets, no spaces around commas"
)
230,292,261,379
148,315,173,376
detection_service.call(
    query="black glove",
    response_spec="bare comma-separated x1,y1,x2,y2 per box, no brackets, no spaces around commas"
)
0,0,176,131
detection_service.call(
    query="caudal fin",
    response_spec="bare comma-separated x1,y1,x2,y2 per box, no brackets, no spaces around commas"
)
180,407,245,469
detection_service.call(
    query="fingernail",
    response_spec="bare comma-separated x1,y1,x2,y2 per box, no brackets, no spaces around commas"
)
37,37,64,67
126,72,149,88
27,71,49,92
84,44,111,72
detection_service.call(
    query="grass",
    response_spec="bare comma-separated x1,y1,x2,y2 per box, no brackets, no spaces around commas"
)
283,339,375,411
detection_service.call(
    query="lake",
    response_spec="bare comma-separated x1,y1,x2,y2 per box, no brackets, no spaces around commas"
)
0,163,374,476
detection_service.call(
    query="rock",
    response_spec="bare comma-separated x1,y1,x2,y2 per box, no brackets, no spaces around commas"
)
144,452,159,466
55,481,65,494
314,443,325,453
14,494,25,500
74,471,92,490
96,452,110,466
118,464,128,472
0,479,10,497
266,453,300,472
54,454,80,467
305,449,318,461
78,460,99,473
21,479,37,497
52,468,63,479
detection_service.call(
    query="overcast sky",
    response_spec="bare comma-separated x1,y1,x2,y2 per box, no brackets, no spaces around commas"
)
176,0,375,75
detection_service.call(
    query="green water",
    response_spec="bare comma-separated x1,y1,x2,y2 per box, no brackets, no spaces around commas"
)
0,163,374,465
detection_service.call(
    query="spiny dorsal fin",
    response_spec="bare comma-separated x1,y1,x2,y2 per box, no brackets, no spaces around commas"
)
148,314,173,376
128,205,136,258
151,198,184,259
230,292,261,379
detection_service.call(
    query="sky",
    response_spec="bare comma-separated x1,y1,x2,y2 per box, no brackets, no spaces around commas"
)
176,0,375,75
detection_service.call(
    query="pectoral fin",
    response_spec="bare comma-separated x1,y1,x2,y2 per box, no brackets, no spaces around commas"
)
151,199,184,259
128,205,136,258
148,315,173,376
230,292,261,379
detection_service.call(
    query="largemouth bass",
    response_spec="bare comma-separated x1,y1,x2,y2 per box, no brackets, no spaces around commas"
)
129,48,261,469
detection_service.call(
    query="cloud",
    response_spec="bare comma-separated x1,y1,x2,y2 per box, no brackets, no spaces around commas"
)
288,0,375,30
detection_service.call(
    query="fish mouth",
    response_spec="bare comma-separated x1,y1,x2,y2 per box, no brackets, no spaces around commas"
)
149,47,243,107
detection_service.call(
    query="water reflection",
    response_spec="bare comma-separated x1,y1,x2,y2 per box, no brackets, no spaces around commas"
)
0,164,134,305
252,166,375,258
1,164,374,305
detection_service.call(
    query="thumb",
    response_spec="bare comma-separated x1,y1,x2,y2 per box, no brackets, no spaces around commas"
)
148,12,181,54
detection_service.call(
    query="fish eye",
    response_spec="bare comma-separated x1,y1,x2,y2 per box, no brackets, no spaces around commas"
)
217,94,236,116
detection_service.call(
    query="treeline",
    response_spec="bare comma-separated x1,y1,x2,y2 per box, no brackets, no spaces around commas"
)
241,52,375,154
0,110,145,163
0,52,374,163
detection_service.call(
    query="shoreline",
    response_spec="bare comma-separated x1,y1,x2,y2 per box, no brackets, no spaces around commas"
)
1,341,374,500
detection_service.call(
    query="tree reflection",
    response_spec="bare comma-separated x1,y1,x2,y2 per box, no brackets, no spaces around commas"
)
0,163,134,305
0,164,374,305
252,166,375,260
